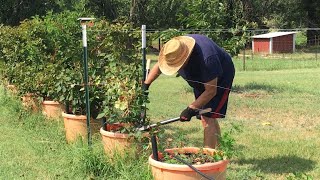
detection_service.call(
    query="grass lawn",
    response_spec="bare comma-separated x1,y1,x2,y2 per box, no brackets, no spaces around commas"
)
1,61,320,179
0,90,153,180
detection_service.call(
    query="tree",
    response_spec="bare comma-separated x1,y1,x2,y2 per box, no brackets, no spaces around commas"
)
86,0,129,21
302,0,320,45
175,0,252,55
249,0,320,45
0,0,59,26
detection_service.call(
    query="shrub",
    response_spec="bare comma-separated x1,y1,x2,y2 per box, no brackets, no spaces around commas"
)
0,11,148,128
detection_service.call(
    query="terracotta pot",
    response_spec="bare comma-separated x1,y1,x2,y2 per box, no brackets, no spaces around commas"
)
62,112,101,143
21,93,39,112
42,101,64,119
100,123,132,155
148,147,229,180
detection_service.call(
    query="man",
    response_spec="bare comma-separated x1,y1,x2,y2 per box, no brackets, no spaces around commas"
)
144,34,235,148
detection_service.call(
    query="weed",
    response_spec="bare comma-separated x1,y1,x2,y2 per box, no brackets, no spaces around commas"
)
217,123,243,159
286,172,313,180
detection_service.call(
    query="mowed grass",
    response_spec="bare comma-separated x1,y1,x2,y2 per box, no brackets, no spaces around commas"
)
1,58,320,179
0,89,152,180
233,54,320,72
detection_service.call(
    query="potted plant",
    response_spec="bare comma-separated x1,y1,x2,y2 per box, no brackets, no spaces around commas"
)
97,67,147,154
56,63,104,143
14,61,42,112
32,12,82,119
0,23,41,111
0,25,18,95
148,125,239,180
21,11,103,142
148,147,229,180
0,17,54,112
35,63,64,119
90,21,150,154
0,16,67,117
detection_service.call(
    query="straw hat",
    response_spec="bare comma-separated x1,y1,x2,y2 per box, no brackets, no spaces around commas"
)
158,36,195,75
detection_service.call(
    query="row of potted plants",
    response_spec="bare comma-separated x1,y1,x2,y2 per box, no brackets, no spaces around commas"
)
0,11,231,180
0,11,149,155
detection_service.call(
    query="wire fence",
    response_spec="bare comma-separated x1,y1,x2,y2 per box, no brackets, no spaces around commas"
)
236,37,320,71
144,28,320,72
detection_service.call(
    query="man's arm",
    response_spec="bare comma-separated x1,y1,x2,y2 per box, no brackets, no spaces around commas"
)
189,78,218,109
144,62,161,85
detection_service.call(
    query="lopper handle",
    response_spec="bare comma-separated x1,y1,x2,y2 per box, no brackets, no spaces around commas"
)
137,108,212,131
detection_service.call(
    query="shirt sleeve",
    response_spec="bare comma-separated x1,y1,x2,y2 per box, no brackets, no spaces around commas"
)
201,55,223,82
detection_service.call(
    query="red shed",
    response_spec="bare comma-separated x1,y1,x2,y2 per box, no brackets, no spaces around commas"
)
252,32,297,54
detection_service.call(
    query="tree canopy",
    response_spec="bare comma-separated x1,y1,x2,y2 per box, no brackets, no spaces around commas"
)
0,0,319,47
0,0,319,29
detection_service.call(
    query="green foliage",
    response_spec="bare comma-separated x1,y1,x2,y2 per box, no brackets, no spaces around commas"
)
159,123,241,165
0,10,147,132
0,11,83,98
0,19,47,96
78,144,153,179
217,123,242,159
295,31,308,47
135,0,184,29
0,0,60,26
151,29,185,44
286,172,313,180
86,0,129,21
146,0,256,56
92,20,146,126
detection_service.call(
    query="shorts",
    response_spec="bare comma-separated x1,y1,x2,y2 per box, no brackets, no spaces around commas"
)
194,68,234,119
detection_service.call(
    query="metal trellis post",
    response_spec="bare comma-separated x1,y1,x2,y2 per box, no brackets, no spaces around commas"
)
78,17,95,146
141,25,147,124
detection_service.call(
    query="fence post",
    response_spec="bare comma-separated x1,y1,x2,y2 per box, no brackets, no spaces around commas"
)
158,38,161,51
316,48,318,63
316,35,318,62
78,17,95,147
142,25,147,82
141,25,147,124
243,46,246,71
251,47,254,61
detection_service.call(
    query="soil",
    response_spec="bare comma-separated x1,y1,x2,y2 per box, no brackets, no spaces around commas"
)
161,151,224,165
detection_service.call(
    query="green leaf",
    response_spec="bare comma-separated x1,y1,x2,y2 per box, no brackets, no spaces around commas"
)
96,112,105,119
59,95,65,102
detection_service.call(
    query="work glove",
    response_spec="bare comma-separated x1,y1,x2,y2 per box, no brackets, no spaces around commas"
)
180,107,198,121
142,82,150,96
142,82,150,91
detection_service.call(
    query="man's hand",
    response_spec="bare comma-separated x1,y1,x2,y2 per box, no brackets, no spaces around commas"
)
142,82,150,91
180,107,198,121
142,82,150,96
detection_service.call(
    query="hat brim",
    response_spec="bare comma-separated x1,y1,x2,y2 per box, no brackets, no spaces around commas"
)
159,36,195,75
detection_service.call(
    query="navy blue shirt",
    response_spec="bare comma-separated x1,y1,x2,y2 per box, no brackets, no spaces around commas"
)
178,34,234,92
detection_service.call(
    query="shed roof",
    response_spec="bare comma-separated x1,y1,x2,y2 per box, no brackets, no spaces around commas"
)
252,32,297,38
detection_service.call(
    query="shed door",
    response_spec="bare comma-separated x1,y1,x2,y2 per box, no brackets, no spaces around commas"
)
254,38,270,53
273,35,293,53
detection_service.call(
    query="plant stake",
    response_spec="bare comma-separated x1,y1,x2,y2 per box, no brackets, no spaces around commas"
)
141,24,147,125
78,17,95,146
140,24,159,161
142,25,147,83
